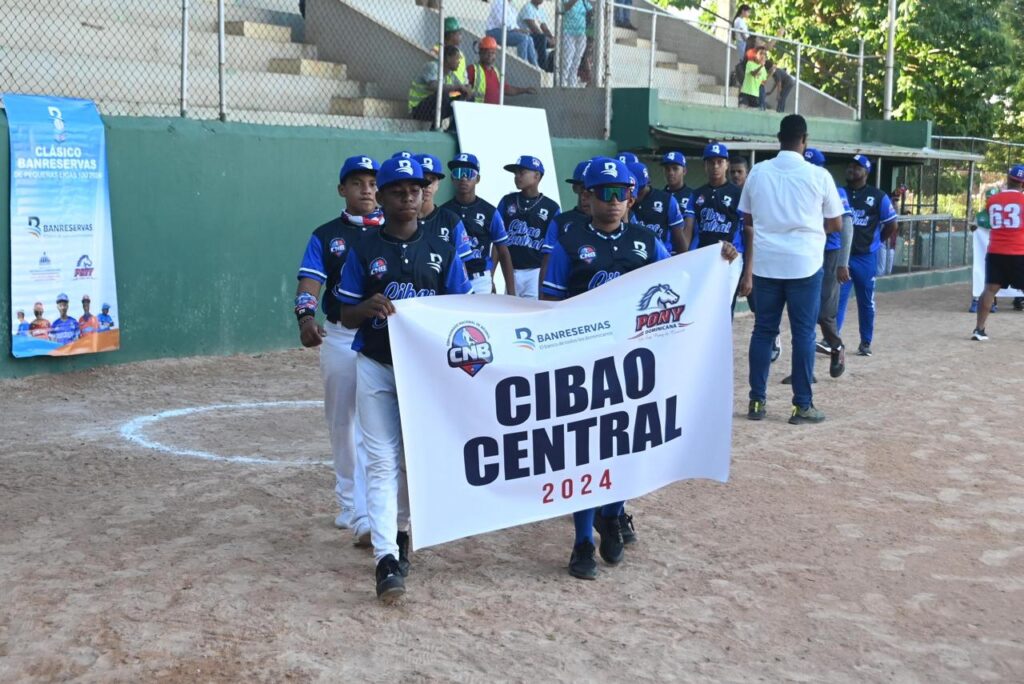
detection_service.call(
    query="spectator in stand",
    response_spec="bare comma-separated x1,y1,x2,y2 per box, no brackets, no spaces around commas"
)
561,0,591,87
740,46,768,108
615,0,636,30
467,37,538,104
762,60,795,113
733,5,752,61
439,17,468,86
487,0,540,67
519,0,554,72
408,46,471,126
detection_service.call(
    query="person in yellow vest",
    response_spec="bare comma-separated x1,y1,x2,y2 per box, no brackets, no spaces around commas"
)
409,45,471,126
436,17,468,87
466,36,537,105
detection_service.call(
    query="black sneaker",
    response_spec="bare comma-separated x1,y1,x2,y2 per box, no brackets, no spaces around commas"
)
1014,297,1024,311
857,342,872,357
748,399,766,420
375,555,405,603
770,336,782,363
971,328,989,341
781,374,816,384
619,512,637,545
568,541,598,580
815,340,831,355
396,531,411,578
830,344,846,378
592,513,625,564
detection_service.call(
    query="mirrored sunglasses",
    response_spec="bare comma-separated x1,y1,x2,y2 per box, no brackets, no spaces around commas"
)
452,167,479,180
593,185,630,203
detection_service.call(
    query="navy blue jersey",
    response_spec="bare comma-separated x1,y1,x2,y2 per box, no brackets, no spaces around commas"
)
845,185,898,255
497,192,560,269
336,228,471,366
825,187,855,251
542,207,590,253
440,197,509,275
297,214,376,322
685,182,743,250
631,188,684,251
418,206,473,262
543,222,671,299
665,184,693,216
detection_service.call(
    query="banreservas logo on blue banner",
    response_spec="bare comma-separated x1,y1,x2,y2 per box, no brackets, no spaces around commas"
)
5,94,120,358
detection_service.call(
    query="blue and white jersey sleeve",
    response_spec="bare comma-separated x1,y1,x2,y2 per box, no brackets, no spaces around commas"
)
490,212,509,245
837,187,853,216
453,220,473,260
297,234,326,282
653,239,671,262
541,241,570,299
335,248,366,304
683,200,697,219
667,196,684,227
445,256,472,294
879,193,898,224
541,220,560,253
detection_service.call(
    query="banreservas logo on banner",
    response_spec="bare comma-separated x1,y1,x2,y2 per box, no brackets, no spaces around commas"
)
388,246,734,550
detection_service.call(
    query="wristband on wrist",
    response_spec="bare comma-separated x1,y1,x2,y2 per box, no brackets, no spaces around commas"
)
295,292,318,322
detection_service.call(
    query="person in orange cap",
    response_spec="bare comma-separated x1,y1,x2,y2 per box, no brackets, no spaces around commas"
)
466,36,537,104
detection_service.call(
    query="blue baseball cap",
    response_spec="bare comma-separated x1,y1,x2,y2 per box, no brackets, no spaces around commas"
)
660,151,687,167
617,152,640,165
851,154,872,172
504,155,545,175
448,152,480,171
703,142,729,160
803,148,826,167
339,155,379,183
583,158,633,189
102,303,110,310
376,157,430,189
391,151,414,160
565,160,589,185
56,293,69,302
414,153,445,179
627,161,650,190
1009,164,1024,182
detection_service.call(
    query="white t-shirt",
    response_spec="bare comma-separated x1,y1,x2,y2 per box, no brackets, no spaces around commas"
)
733,16,749,40
487,0,517,31
518,2,547,31
737,150,845,280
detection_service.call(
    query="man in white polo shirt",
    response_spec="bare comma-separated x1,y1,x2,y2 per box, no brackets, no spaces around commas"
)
737,115,845,424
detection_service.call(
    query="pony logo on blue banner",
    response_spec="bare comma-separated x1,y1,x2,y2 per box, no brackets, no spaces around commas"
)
5,94,120,358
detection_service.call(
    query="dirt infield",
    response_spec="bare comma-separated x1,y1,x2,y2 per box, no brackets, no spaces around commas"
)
1,283,1022,682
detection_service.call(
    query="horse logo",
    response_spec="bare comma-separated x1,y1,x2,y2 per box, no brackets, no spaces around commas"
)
638,283,680,311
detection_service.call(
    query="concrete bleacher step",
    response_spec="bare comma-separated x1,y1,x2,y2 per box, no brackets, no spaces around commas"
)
659,90,732,108
611,44,682,68
224,21,292,43
329,97,407,119
699,85,740,98
269,58,347,80
657,61,701,74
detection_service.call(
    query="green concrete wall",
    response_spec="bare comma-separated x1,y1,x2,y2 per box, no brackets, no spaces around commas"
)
0,114,614,379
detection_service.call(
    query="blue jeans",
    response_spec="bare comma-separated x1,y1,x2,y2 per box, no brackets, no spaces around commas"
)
837,251,876,344
486,28,539,66
615,0,633,26
749,269,823,408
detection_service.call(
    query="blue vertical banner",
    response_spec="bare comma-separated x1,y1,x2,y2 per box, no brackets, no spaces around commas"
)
5,94,120,358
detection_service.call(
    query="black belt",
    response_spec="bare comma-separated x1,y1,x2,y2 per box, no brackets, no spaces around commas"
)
468,271,487,279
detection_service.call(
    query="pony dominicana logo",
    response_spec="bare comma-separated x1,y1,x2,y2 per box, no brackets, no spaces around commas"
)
447,322,494,377
632,283,688,338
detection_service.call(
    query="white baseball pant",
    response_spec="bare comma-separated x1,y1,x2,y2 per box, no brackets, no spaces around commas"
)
469,273,493,294
321,321,368,536
356,353,410,564
514,268,540,299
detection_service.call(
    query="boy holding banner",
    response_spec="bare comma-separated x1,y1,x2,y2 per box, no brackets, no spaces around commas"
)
542,158,737,579
336,157,472,603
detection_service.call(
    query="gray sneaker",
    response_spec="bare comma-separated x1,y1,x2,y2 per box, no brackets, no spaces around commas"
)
789,404,826,425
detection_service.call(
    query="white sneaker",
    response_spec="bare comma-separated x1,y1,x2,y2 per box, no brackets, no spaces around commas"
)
971,328,989,341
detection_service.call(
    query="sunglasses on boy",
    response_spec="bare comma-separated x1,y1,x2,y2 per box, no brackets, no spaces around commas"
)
591,185,631,203
451,167,479,180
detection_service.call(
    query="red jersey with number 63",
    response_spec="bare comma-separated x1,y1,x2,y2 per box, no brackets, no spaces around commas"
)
986,189,1024,254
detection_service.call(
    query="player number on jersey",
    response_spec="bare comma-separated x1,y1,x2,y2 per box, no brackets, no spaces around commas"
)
989,203,1022,229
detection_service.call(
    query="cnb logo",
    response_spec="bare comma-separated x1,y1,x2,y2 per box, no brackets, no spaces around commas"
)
74,254,94,279
513,327,535,350
634,283,685,332
447,323,493,377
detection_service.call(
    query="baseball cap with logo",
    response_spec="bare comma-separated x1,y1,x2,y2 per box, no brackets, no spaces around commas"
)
448,152,480,171
503,155,545,175
617,152,640,165
627,162,650,190
414,153,445,179
1008,164,1024,182
660,151,687,167
339,155,380,183
583,158,632,189
803,148,826,167
376,157,430,189
703,142,729,160
565,160,590,185
852,154,872,172
391,151,415,160
56,293,69,303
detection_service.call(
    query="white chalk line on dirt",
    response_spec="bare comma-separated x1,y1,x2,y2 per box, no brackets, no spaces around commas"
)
119,401,329,466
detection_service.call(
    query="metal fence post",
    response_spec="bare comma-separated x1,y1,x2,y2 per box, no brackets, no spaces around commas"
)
856,39,864,120
965,160,976,266
908,222,915,273
648,12,657,90
434,0,445,131
499,1,508,105
794,43,802,115
723,27,732,108
217,0,226,121
180,0,189,117
946,217,953,268
603,0,613,138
